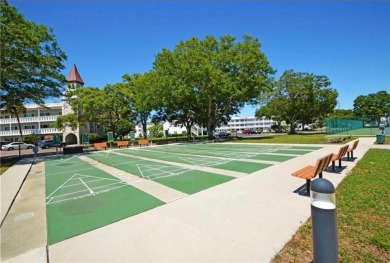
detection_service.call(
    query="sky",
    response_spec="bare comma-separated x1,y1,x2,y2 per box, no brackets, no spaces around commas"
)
10,1,390,116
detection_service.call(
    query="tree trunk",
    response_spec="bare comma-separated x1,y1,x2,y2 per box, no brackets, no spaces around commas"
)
289,119,297,134
186,125,191,141
15,113,24,141
207,96,214,139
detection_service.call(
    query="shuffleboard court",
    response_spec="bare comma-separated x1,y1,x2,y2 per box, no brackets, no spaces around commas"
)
120,148,272,173
86,152,234,194
45,156,164,244
271,149,313,155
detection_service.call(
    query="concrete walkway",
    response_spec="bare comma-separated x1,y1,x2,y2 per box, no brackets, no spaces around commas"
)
1,138,388,262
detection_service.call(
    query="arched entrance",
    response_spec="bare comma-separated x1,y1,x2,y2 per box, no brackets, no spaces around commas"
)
65,133,77,145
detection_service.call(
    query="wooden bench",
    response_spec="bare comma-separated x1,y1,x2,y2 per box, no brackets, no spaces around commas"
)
94,142,107,150
291,153,333,195
138,139,148,147
346,140,359,160
117,141,129,148
331,144,349,172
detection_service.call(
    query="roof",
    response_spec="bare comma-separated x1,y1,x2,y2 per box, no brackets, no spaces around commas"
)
66,64,84,85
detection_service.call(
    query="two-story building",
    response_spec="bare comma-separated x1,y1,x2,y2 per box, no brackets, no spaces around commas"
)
0,65,102,145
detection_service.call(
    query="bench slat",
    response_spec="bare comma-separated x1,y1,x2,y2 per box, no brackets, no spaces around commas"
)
347,140,359,160
117,141,129,148
331,145,349,171
292,153,333,195
138,139,148,147
94,142,107,150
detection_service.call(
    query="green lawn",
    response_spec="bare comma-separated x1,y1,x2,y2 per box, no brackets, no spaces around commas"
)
0,158,19,175
272,149,390,262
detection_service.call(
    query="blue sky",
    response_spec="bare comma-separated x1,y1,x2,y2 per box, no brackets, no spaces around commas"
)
11,1,390,116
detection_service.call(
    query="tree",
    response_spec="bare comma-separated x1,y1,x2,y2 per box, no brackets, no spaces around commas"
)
148,123,163,138
328,109,355,119
256,97,285,132
51,113,78,131
353,90,390,122
260,70,338,134
123,71,160,139
1,0,67,141
24,133,40,144
115,119,134,140
66,83,133,139
154,35,275,139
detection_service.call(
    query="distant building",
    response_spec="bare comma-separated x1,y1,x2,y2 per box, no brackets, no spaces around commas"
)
215,116,276,132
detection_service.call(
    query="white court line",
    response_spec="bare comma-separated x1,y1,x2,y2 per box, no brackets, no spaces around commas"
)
48,181,125,200
61,178,106,188
46,156,78,165
79,178,95,194
136,164,190,180
178,156,228,167
46,167,96,177
46,174,78,199
47,184,128,205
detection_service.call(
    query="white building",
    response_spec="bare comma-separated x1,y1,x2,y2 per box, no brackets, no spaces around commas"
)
0,65,102,144
0,103,63,143
215,116,276,132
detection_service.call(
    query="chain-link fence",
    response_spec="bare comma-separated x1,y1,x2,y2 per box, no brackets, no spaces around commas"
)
326,115,390,136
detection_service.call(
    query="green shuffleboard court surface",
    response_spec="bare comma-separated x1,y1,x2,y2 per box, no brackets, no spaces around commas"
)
43,143,321,244
86,152,234,194
119,148,272,173
45,156,164,244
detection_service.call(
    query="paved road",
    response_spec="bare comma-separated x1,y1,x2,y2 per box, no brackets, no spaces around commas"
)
0,147,60,159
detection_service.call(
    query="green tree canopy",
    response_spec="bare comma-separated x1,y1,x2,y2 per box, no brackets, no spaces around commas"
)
67,83,133,139
154,35,275,139
1,0,67,140
260,70,338,134
256,96,285,132
123,71,160,139
328,109,355,119
353,90,390,121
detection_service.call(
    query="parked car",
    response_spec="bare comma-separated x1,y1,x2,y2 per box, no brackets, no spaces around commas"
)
249,129,260,134
215,131,231,137
242,129,260,134
38,140,66,149
2,142,35,151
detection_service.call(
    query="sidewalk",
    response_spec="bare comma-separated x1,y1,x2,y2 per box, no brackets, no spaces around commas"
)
2,138,386,262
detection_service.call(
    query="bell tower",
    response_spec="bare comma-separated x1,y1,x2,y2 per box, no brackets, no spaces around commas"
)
62,64,85,145
66,64,84,89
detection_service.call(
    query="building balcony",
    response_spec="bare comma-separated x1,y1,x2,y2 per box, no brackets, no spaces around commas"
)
0,115,58,125
0,128,62,137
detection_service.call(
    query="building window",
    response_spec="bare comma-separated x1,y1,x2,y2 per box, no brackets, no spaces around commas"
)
4,127,10,131
24,125,35,129
24,113,34,117
40,125,49,128
40,112,51,116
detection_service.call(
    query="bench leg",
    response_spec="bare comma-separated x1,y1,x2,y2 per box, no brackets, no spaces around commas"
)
306,179,311,196
332,161,336,172
319,171,323,178
338,159,342,168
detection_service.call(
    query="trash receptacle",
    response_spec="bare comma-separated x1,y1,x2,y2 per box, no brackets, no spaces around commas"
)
376,134,385,144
